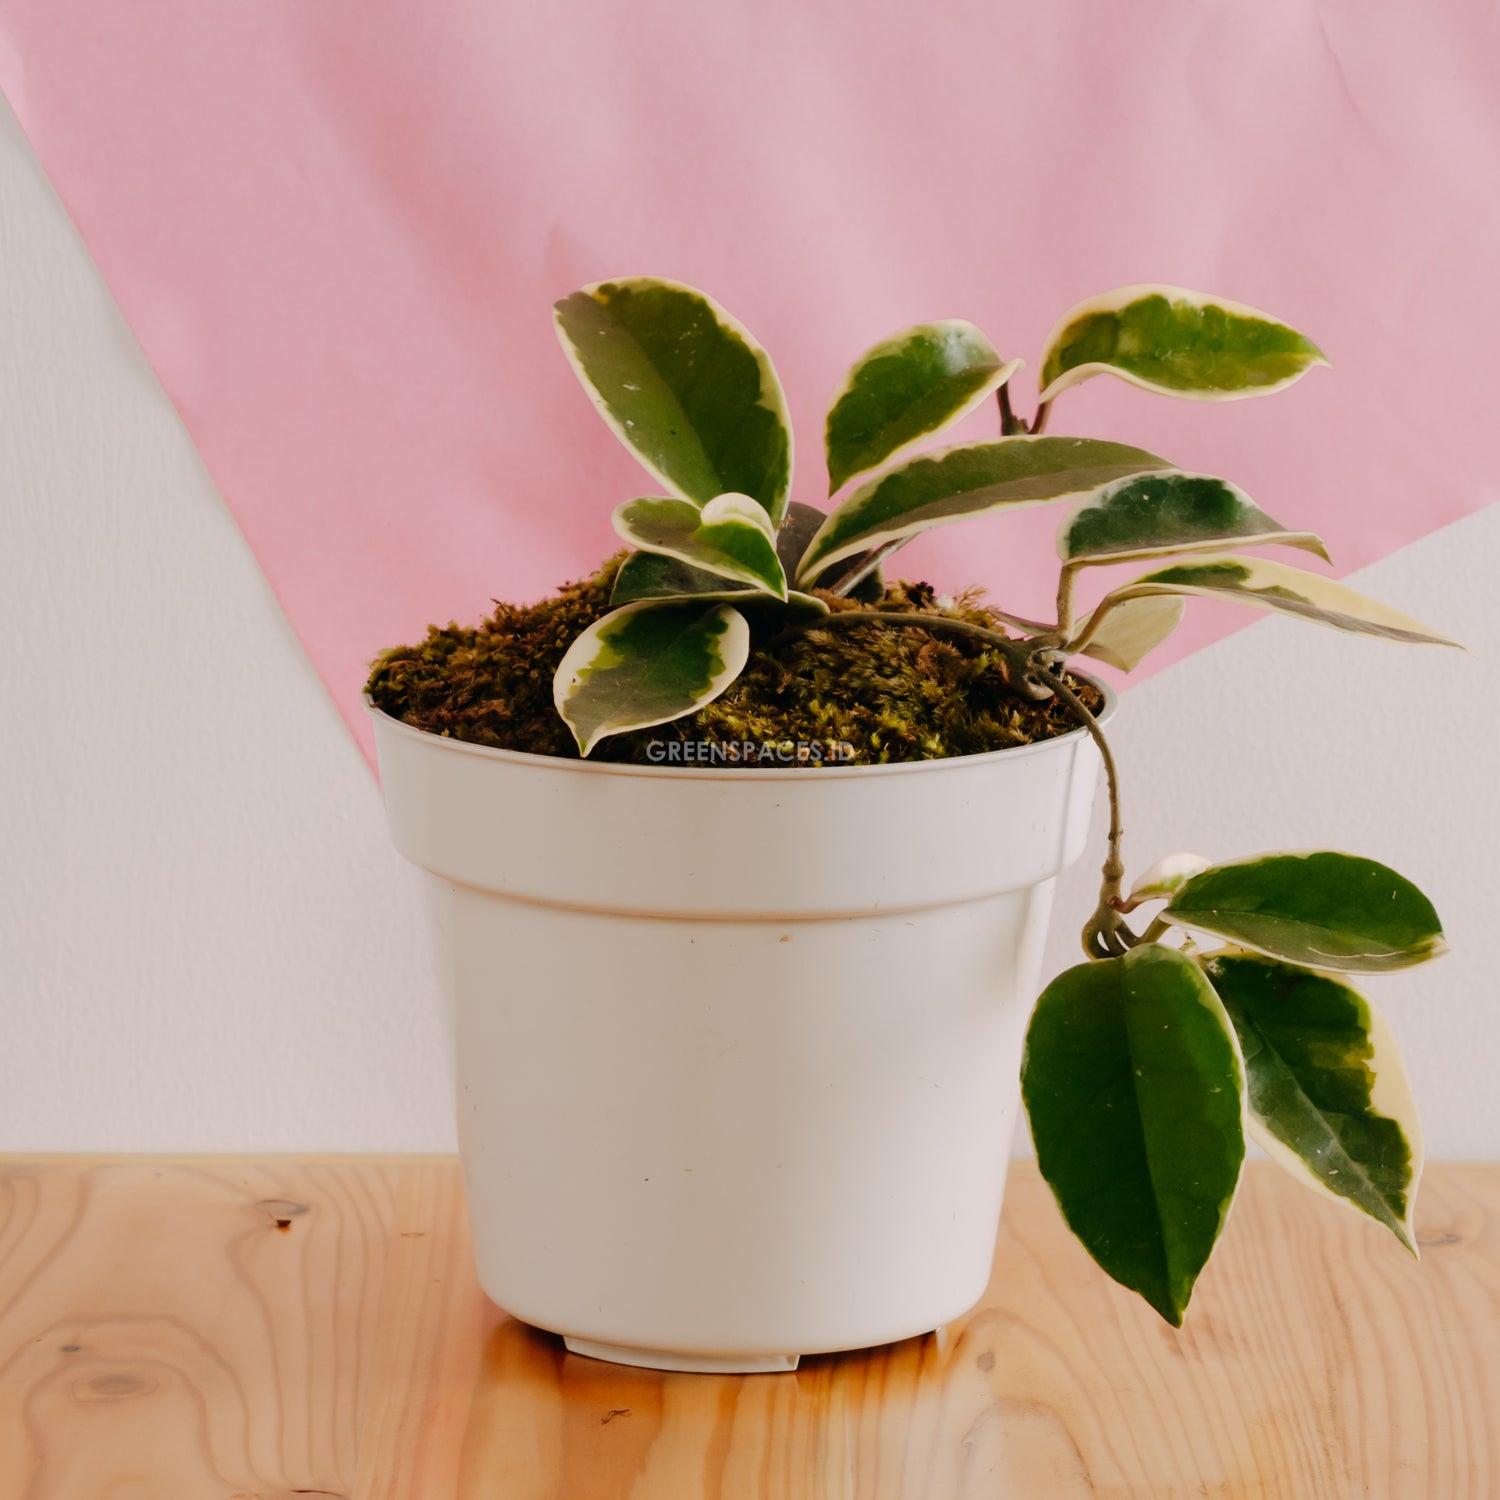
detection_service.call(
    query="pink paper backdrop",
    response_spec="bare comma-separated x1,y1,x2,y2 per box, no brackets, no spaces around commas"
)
1,2,1494,763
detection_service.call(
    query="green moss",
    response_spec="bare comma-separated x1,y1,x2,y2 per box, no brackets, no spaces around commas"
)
366,554,1101,766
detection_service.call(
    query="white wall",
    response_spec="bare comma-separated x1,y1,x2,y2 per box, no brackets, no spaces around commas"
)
3,101,1495,1156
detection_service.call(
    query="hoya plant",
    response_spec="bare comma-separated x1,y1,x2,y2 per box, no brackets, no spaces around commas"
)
550,275,1456,1324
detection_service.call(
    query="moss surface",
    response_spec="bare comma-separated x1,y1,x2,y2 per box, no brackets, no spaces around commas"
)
366,555,1102,766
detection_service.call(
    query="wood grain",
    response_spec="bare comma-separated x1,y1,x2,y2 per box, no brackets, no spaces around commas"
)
0,1159,1496,1498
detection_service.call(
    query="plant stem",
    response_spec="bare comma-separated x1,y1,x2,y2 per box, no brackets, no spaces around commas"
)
1029,664,1138,959
1059,589,1116,657
1054,563,1080,638
776,609,1137,959
1030,398,1052,435
998,383,1026,436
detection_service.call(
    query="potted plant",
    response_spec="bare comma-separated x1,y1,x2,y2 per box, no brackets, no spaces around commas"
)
367,278,1455,1372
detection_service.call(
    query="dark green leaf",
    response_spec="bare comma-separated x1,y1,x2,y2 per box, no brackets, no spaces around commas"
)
1022,944,1245,1326
555,277,792,521
613,493,787,598
1039,285,1327,403
609,551,827,617
1166,852,1447,973
1059,472,1327,566
1204,953,1420,1252
825,320,1019,494
553,601,750,755
795,436,1170,584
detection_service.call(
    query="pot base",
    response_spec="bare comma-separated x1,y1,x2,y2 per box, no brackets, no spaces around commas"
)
563,1337,800,1374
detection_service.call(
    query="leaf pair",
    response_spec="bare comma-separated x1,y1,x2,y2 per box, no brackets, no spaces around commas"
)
1024,850,1441,1324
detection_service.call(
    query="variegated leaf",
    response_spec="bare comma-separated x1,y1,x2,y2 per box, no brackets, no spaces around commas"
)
1022,944,1246,1327
553,601,750,756
1059,472,1328,567
1038,284,1328,404
1102,555,1460,647
1127,852,1211,906
825,320,1021,494
1165,852,1447,974
1204,952,1421,1253
795,436,1170,585
1076,594,1186,672
609,551,827,616
554,277,793,522
613,493,787,598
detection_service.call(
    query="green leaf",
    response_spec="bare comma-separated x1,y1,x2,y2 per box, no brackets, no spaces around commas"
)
1059,472,1328,567
613,493,787,599
554,277,793,522
1038,284,1328,404
1076,594,1185,672
553,600,750,756
1102,554,1461,647
794,436,1171,585
1203,953,1421,1253
609,550,827,617
1022,944,1246,1326
1165,852,1447,973
824,320,1021,495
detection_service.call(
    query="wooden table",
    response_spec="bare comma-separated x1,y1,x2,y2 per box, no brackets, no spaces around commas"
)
0,1158,1495,1498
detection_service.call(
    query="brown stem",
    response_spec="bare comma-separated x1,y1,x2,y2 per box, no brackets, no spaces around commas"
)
997,382,1026,436
1054,563,1080,638
1029,665,1140,959
1030,398,1052,435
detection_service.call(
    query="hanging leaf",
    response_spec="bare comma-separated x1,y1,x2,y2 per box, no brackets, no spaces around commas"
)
609,550,827,616
1165,852,1447,973
553,601,750,756
1022,944,1246,1326
554,277,793,522
1059,472,1328,567
794,436,1170,585
1098,555,1461,647
613,493,787,598
1076,594,1186,672
824,320,1021,494
1204,953,1421,1253
1038,284,1328,404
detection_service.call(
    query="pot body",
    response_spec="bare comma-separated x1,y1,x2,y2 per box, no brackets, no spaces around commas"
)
370,701,1109,1371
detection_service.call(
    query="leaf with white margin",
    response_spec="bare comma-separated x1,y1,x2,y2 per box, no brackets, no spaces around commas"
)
795,436,1170,585
610,551,827,616
554,601,750,756
1022,944,1246,1327
1127,852,1212,906
825,320,1022,495
1164,851,1447,974
1204,952,1421,1254
613,493,787,598
1100,555,1461,647
1076,594,1186,672
1059,472,1328,567
1038,284,1327,404
554,277,793,522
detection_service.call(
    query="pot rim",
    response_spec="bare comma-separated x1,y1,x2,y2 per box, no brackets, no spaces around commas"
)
364,672,1117,784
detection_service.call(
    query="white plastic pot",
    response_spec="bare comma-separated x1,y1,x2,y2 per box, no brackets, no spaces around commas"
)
369,693,1112,1373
